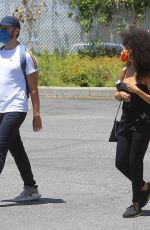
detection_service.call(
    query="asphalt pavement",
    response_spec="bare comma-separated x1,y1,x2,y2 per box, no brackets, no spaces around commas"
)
0,97,150,230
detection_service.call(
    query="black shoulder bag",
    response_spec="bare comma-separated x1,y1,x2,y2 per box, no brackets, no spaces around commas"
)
109,101,122,142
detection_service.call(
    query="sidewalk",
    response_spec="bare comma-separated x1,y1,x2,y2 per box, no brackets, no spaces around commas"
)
38,86,116,98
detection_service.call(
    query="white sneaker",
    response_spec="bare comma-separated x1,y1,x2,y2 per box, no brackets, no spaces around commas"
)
14,186,41,202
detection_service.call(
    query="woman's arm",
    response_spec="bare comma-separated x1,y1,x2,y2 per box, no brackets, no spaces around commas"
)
127,77,150,104
114,67,131,102
114,67,125,100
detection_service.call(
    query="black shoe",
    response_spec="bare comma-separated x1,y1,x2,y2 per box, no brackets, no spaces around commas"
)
123,205,143,218
140,182,150,208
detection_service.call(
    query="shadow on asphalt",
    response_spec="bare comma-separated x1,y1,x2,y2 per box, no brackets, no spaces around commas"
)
0,197,66,207
143,210,150,216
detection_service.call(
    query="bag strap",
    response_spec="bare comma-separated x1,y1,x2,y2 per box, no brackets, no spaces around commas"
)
114,101,122,121
20,44,26,76
114,68,126,121
19,44,30,98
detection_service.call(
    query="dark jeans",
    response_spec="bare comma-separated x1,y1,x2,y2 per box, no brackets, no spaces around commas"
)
0,112,36,187
115,122,149,203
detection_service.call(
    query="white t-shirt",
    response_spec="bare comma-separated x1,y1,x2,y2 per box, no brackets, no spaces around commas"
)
0,45,38,113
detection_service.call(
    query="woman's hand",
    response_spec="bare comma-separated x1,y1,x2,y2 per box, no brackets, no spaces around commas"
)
119,91,132,102
126,83,139,93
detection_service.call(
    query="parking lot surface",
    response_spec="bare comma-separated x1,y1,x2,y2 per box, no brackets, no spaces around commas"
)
0,98,150,230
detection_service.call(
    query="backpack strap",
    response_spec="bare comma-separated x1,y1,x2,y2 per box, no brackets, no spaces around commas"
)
19,44,30,98
20,44,26,76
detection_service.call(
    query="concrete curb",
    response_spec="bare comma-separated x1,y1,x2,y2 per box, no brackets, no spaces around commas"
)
39,86,116,98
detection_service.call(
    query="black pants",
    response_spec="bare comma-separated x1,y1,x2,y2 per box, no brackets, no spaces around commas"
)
0,112,36,187
115,122,149,203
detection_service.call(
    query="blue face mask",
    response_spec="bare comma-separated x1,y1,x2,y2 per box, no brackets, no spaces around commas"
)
0,29,11,44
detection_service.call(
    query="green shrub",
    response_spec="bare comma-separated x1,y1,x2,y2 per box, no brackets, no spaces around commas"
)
36,51,123,87
78,46,119,58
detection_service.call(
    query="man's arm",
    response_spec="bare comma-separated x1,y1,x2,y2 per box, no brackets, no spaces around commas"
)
27,71,42,132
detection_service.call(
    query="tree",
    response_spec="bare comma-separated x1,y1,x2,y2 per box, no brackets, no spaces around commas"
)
13,0,46,39
68,0,150,32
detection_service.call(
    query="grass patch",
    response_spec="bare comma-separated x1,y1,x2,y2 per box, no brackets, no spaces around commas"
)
36,51,123,87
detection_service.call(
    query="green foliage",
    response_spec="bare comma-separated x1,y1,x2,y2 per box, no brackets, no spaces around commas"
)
68,0,150,31
36,51,123,87
78,45,120,58
69,0,115,31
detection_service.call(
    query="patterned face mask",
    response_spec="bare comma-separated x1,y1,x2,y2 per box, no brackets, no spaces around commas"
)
120,50,129,62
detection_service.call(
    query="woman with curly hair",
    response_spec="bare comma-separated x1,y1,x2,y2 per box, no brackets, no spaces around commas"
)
115,27,150,218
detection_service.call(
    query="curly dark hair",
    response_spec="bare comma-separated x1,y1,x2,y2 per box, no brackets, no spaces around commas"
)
120,27,150,80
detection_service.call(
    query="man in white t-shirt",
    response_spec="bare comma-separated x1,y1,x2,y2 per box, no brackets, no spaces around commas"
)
0,16,42,202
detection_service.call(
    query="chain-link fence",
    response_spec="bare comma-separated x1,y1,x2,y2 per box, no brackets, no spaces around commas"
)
0,0,83,52
0,0,150,53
